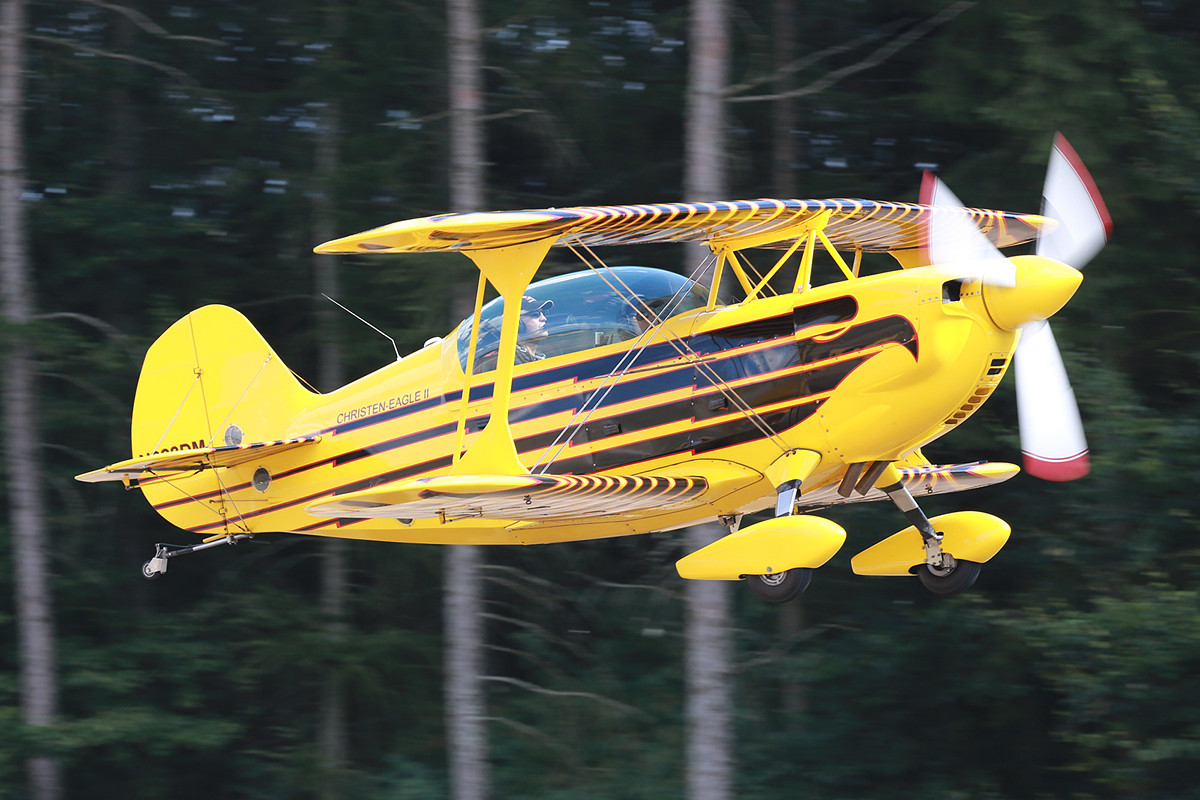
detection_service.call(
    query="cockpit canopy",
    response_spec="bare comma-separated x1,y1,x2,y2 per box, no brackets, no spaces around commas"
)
455,266,707,372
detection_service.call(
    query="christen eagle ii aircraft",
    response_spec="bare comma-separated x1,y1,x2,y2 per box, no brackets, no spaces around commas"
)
78,134,1110,602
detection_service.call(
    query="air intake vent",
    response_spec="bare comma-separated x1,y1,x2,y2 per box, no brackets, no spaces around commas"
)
943,354,1010,425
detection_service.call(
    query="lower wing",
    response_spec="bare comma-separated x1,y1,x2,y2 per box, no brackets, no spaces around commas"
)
799,460,1018,507
305,461,761,523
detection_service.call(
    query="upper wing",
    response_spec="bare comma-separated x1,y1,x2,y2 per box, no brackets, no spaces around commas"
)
75,436,321,483
305,461,761,523
313,199,1049,257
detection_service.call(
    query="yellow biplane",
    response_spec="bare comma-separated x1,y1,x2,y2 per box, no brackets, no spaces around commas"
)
78,134,1110,602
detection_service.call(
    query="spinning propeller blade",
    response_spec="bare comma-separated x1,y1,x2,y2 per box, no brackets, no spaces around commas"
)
1036,133,1114,268
1016,133,1111,480
1014,320,1089,480
920,134,1109,481
920,171,1016,287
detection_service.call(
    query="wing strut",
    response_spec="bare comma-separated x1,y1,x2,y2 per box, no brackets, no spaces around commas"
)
453,271,489,467
453,237,554,477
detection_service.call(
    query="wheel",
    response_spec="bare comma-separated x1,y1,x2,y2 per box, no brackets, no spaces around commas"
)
917,559,981,596
141,559,163,580
746,568,812,604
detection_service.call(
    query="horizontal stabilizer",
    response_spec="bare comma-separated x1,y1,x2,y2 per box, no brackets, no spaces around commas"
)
74,436,321,483
307,462,761,523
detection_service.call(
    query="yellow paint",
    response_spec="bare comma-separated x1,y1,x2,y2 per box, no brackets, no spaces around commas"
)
850,511,1011,576
675,515,846,580
80,198,1076,585
981,255,1082,331
454,238,552,476
764,449,821,489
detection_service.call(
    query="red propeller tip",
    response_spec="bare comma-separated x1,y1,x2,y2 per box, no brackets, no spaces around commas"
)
1023,450,1090,482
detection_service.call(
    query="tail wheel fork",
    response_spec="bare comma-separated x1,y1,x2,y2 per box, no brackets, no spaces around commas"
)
140,533,255,579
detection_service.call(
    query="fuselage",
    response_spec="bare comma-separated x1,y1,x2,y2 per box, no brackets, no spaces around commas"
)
142,264,1020,545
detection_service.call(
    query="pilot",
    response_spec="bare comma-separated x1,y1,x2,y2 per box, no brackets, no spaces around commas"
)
629,296,667,334
516,295,554,362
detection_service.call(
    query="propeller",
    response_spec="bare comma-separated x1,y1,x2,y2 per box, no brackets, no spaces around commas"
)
919,170,1016,287
1017,134,1111,480
921,133,1111,481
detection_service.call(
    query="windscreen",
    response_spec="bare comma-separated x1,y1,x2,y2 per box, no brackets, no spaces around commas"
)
455,266,707,373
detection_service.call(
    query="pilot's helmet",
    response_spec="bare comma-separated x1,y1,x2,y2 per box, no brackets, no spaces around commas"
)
519,295,554,340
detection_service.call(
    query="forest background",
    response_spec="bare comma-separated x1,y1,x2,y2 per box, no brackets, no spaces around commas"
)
3,0,1200,798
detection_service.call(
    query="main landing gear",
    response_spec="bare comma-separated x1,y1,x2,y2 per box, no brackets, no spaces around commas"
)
879,474,981,597
140,533,254,579
746,568,813,604
747,477,815,604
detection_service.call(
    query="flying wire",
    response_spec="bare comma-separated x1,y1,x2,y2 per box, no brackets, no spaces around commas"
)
532,239,791,471
572,240,791,450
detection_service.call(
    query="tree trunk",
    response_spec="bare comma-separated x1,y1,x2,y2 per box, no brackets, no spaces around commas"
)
444,544,488,800
769,0,807,718
684,0,728,204
445,1,489,799
771,0,797,198
447,0,485,323
104,3,138,197
1,1,63,797
684,524,733,800
316,534,349,800
683,3,733,799
312,6,349,792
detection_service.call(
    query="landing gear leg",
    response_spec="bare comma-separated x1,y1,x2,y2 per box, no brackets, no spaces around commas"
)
743,463,815,603
877,464,980,596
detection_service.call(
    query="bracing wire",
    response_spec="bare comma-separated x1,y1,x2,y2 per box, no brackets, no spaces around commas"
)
531,239,792,473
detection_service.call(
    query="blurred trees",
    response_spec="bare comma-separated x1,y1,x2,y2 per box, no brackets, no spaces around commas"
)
0,0,1198,798
445,2,489,799
2,0,62,796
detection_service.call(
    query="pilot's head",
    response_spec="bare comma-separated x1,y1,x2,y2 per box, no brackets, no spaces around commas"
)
629,296,667,332
519,296,553,340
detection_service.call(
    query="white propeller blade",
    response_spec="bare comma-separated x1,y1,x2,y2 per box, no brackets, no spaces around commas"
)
1016,133,1111,481
1015,321,1089,481
1036,133,1113,269
920,171,1016,287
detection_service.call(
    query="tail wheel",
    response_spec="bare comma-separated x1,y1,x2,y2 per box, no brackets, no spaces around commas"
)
917,559,981,596
746,568,812,604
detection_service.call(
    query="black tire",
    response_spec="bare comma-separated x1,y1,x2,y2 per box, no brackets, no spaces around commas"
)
746,568,812,604
141,560,162,580
917,559,981,596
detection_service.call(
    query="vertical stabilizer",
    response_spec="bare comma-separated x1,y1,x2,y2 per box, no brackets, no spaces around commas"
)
130,305,319,534
132,305,316,457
